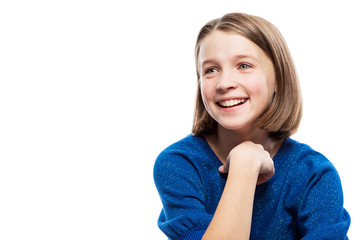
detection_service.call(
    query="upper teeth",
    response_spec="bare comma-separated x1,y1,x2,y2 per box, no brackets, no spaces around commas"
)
219,99,246,107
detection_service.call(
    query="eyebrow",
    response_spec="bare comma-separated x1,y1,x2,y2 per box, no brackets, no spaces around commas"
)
201,54,258,67
234,54,258,61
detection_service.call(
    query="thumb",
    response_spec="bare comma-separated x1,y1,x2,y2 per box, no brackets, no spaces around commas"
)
218,165,228,174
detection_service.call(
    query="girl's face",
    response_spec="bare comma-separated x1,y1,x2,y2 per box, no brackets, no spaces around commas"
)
198,30,276,132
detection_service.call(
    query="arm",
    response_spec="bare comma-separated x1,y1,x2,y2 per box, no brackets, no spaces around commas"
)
154,150,214,240
202,141,275,240
297,159,350,239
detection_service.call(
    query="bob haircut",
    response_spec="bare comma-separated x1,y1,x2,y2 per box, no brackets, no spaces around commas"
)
192,12,302,140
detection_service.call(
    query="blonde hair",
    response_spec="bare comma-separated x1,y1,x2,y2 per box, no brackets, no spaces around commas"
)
192,12,302,140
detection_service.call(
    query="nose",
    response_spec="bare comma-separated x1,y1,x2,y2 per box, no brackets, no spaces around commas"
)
216,70,238,91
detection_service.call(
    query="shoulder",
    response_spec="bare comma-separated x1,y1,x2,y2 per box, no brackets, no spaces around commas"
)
280,138,344,201
282,140,350,237
154,134,211,168
283,138,336,173
153,134,213,184
158,134,205,155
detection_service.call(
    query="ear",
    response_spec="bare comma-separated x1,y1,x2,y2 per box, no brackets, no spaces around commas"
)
274,82,277,93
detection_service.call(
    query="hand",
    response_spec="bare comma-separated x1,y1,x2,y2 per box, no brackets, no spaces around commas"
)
218,141,275,185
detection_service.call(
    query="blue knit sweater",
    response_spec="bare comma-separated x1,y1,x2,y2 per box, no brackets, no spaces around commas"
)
154,134,350,240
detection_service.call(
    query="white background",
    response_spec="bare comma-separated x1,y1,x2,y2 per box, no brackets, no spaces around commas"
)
0,0,359,239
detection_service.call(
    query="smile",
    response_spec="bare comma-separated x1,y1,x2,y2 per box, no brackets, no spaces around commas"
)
218,98,248,108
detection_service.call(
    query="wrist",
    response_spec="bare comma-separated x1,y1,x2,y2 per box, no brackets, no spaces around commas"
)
228,155,261,177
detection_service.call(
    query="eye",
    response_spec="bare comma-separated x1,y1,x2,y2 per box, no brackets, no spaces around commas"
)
204,67,219,75
238,63,251,70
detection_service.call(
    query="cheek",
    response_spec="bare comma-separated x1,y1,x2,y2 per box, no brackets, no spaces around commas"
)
249,77,274,105
200,81,211,102
248,79,267,96
200,81,215,115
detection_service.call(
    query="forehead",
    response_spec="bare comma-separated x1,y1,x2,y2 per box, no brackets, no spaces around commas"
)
198,30,266,64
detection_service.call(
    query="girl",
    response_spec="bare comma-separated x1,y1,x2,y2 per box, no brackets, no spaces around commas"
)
154,12,350,239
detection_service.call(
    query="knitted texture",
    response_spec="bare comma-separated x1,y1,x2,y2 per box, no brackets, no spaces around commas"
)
154,134,350,239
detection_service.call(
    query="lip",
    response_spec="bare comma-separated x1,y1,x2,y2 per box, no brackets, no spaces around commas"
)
216,97,249,111
216,96,249,102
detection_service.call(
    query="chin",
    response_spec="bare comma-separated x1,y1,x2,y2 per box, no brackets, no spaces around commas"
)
218,122,249,132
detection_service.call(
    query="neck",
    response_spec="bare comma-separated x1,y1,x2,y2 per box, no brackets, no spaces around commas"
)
206,125,283,164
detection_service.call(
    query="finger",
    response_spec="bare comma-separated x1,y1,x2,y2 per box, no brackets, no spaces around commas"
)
218,165,228,174
257,169,275,185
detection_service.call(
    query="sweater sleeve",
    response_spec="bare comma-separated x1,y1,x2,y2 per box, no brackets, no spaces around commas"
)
297,155,351,239
153,150,212,240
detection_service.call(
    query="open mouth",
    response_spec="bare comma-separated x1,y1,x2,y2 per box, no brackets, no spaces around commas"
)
217,98,248,108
